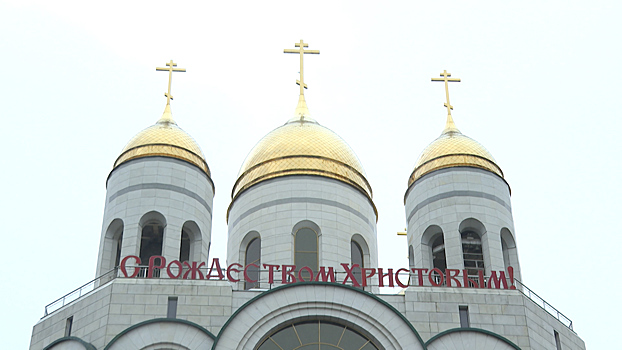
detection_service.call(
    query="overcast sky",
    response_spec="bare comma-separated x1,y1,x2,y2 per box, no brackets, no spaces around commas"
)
1,1,619,348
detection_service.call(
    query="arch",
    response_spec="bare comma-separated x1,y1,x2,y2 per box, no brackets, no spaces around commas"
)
101,219,124,273
421,225,446,274
425,328,521,350
256,319,380,350
104,318,215,350
459,218,488,276
43,336,96,350
293,220,320,279
242,231,261,290
139,211,166,277
350,235,366,289
501,228,519,272
212,283,425,350
180,221,201,263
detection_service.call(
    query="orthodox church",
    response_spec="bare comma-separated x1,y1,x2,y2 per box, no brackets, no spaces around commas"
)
29,42,586,350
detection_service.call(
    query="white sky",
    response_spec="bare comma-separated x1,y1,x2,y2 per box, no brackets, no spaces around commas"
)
1,1,619,348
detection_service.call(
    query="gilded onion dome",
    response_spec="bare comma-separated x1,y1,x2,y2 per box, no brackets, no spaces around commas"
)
408,115,503,188
231,95,373,207
112,105,210,176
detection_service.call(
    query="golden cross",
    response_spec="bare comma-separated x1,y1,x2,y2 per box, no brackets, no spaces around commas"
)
156,60,186,105
432,70,461,116
284,40,320,95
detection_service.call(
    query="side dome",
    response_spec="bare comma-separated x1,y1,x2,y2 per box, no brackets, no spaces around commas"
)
408,121,503,188
231,116,372,202
113,105,210,176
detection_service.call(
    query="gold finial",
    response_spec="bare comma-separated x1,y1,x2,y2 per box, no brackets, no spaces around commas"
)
156,60,186,105
284,40,320,97
432,70,461,133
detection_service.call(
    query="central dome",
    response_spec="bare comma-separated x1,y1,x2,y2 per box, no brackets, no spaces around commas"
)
231,116,372,202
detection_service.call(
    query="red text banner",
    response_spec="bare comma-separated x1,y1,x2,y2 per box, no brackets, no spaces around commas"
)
119,256,516,290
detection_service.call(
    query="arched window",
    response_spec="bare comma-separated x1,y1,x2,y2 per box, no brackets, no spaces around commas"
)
180,229,190,262
462,231,484,277
140,221,164,263
257,320,379,350
245,237,261,290
180,221,201,263
351,240,364,288
501,228,518,271
100,218,124,276
295,227,318,280
139,212,166,275
421,226,446,279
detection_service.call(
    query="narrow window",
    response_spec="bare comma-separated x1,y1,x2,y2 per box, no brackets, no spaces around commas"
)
167,297,178,318
140,222,164,262
140,221,164,276
408,245,415,269
114,233,123,267
295,228,318,281
64,316,73,337
461,231,484,278
351,241,364,288
431,234,446,284
245,238,261,290
180,229,190,262
459,306,470,328
554,330,562,350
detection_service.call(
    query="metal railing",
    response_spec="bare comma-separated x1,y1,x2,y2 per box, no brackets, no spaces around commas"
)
514,278,574,331
43,267,118,316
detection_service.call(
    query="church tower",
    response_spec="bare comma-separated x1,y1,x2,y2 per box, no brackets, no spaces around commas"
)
227,41,378,289
95,61,214,277
404,70,521,283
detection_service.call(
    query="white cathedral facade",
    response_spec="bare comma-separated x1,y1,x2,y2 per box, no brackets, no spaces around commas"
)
29,53,586,350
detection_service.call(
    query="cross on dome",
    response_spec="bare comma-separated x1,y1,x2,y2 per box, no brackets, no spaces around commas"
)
156,60,186,105
432,70,461,133
284,40,320,96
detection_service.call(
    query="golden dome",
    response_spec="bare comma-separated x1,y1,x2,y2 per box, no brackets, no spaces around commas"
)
113,105,210,176
231,96,373,207
408,115,503,188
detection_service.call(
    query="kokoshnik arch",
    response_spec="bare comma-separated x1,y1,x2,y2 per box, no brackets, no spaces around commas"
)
30,43,585,350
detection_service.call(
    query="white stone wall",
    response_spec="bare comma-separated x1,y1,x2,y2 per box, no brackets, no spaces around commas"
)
405,167,521,279
378,286,584,350
30,281,114,350
96,157,214,276
31,278,585,350
227,176,378,289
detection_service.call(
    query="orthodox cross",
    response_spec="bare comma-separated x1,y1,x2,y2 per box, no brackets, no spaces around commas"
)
156,60,186,105
432,70,460,116
284,40,320,95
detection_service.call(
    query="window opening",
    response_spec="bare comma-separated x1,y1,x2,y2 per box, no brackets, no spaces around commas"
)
257,320,379,350
461,231,484,278
295,228,318,281
554,330,562,350
459,306,470,328
351,240,364,288
167,297,178,318
114,233,123,267
64,316,73,337
245,237,261,290
408,245,415,269
140,221,164,277
180,229,190,262
431,234,447,284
